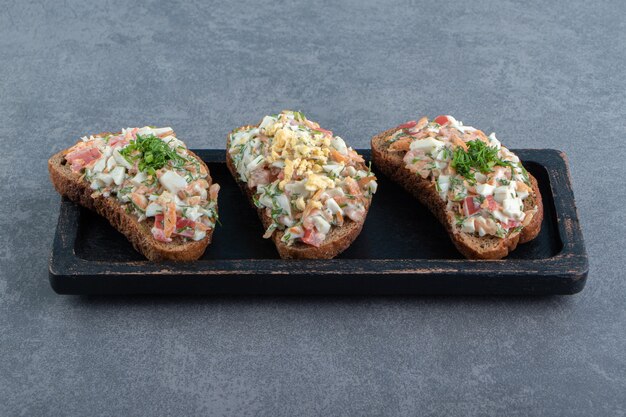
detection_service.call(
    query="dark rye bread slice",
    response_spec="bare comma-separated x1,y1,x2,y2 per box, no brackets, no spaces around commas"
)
226,126,371,259
371,127,543,260
48,131,216,262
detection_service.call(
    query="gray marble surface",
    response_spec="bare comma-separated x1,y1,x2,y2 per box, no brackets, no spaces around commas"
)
1,0,624,415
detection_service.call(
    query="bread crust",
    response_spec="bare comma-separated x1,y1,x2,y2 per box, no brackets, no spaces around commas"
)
48,131,216,262
371,127,543,260
226,126,371,259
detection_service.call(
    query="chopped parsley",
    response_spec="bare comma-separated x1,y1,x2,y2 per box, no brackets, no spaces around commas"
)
120,134,186,175
118,186,133,195
451,140,511,184
449,176,463,189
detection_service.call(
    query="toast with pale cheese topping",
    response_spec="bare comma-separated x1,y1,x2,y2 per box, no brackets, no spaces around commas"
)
48,127,219,261
226,111,377,259
371,115,542,259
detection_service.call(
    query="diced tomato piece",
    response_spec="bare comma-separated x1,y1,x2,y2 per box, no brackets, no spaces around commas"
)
176,218,195,229
507,219,520,229
154,214,164,229
434,115,449,126
301,227,325,247
397,120,417,130
174,228,195,238
155,215,198,238
463,196,481,216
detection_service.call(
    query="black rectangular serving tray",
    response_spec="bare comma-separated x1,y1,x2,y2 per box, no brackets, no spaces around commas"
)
49,149,588,295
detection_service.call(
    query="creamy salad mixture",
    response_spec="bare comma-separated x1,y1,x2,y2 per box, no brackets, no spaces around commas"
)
64,127,219,243
387,115,537,238
228,110,377,247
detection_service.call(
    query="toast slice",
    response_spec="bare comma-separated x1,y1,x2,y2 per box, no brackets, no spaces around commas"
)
226,111,376,259
371,116,543,260
49,128,219,262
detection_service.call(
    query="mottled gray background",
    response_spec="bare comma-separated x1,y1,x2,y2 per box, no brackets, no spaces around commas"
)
1,0,624,415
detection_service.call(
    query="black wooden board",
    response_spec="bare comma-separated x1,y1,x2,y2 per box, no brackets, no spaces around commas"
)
49,149,588,295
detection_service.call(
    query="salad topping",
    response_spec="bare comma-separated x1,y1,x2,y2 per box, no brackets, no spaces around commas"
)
388,115,537,238
64,127,219,243
228,111,377,247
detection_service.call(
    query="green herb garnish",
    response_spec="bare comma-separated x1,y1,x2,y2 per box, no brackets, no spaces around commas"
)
451,140,511,184
293,111,306,122
120,134,186,175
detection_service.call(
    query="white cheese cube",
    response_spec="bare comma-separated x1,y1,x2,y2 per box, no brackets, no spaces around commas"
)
494,186,511,203
476,183,495,197
492,210,509,224
313,216,331,234
163,136,185,150
409,138,444,153
145,202,162,217
331,137,348,155
437,175,450,194
106,156,117,171
113,148,133,169
259,115,275,130
325,198,344,215
110,166,126,186
502,197,523,219
284,180,308,197
322,164,344,177
130,171,147,187
474,172,488,183
325,187,345,198
159,170,188,194
90,179,102,190
275,194,292,217
150,127,173,136
488,133,501,149
368,180,378,194
97,173,114,186
246,155,265,172
92,157,106,173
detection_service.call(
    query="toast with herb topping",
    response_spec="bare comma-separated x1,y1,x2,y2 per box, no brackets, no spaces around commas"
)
49,127,219,261
371,115,542,260
226,111,377,259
